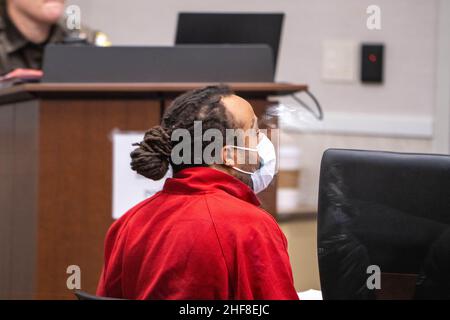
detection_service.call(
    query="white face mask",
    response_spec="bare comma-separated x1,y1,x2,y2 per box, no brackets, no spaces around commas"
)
227,133,277,194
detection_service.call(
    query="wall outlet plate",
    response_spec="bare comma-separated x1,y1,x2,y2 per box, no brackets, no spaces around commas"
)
322,40,357,82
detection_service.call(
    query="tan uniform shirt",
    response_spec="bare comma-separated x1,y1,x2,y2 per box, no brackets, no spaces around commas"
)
0,0,105,75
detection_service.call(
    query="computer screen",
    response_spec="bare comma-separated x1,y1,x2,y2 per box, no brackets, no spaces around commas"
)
42,45,274,83
175,13,284,75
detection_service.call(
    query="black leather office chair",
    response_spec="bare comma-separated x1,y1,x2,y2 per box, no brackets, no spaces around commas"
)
74,290,122,300
317,149,450,300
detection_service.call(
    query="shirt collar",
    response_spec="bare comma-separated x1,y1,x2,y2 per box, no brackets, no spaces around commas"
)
0,1,26,53
163,166,261,207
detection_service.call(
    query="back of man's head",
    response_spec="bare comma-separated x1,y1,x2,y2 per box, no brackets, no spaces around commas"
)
130,85,236,180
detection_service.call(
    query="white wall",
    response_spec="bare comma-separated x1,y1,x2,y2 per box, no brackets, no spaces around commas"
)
68,0,438,134
433,0,450,153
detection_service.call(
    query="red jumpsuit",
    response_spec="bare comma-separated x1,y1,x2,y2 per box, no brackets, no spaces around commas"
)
97,167,299,300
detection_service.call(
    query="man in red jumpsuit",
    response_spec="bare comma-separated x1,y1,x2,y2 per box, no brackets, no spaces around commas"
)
97,85,299,300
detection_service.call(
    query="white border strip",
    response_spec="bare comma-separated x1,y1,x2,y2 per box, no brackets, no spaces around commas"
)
433,0,450,152
281,111,433,138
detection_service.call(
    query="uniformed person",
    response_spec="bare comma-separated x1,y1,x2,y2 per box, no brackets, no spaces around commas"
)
0,0,110,76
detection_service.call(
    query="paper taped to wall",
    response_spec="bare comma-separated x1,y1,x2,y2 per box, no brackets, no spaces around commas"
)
112,131,172,220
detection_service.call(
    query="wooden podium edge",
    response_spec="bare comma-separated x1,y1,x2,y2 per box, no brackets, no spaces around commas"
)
0,82,307,105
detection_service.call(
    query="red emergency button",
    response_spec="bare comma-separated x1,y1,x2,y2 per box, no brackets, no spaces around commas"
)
369,53,377,63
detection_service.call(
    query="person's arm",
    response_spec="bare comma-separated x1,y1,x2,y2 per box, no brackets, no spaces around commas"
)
232,220,299,300
96,218,126,298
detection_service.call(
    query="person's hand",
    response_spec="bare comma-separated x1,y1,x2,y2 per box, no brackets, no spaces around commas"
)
0,68,43,81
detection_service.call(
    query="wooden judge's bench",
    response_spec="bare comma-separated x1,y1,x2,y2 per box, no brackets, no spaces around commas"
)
0,82,306,299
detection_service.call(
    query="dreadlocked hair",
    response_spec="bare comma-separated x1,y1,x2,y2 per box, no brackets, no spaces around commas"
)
130,85,235,180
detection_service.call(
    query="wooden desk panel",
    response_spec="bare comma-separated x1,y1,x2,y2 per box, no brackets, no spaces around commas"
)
34,99,161,299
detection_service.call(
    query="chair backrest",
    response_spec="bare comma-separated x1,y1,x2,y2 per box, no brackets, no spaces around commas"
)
317,149,450,300
73,290,122,300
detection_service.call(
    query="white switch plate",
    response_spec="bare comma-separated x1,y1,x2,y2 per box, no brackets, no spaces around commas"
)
322,40,357,82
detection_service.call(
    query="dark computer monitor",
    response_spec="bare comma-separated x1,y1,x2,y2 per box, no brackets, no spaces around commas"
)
175,12,284,75
42,44,274,83
318,149,450,300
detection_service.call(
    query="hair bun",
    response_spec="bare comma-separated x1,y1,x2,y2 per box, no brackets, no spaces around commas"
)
130,125,172,180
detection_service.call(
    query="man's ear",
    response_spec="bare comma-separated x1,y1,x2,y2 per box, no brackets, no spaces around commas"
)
222,146,235,167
